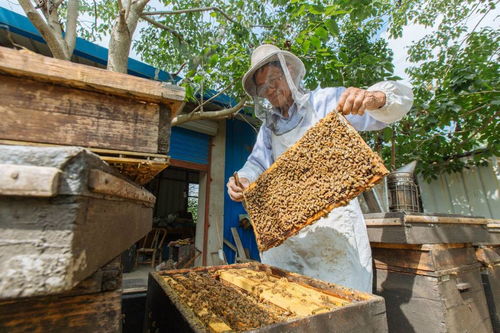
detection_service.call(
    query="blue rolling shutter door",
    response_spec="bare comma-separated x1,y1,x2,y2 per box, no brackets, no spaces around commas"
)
169,127,210,165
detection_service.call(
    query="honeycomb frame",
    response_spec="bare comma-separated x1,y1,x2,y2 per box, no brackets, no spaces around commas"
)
244,110,389,252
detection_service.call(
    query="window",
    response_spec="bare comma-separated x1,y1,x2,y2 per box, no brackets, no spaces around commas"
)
187,183,199,223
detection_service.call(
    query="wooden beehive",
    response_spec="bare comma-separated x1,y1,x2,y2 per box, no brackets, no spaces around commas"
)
364,212,491,244
145,263,388,333
244,110,388,252
0,257,122,333
372,243,493,333
0,145,154,299
0,46,184,183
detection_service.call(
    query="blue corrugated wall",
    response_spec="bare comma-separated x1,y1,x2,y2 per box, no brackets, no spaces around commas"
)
169,127,210,165
223,119,260,263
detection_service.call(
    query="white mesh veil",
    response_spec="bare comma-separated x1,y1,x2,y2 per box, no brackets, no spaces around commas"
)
248,51,314,135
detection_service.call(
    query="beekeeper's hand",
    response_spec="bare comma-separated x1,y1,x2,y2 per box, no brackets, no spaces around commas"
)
227,176,250,202
336,87,386,116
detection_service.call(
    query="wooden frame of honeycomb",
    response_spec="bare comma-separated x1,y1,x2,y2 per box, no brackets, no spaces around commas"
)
244,110,389,252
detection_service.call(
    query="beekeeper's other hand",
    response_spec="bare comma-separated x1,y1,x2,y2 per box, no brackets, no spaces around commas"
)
336,87,386,116
227,176,250,202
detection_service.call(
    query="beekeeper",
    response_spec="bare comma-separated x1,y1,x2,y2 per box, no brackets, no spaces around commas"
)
227,44,413,293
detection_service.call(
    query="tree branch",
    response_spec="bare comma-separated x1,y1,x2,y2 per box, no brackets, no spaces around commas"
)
189,80,238,115
142,7,238,24
442,6,494,78
140,15,184,41
18,0,69,59
172,97,248,126
64,0,79,55
125,0,132,20
462,103,488,117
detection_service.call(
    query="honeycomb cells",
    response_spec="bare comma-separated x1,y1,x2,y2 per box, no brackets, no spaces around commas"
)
244,111,389,252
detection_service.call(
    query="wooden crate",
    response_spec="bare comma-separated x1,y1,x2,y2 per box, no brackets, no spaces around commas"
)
0,145,154,299
476,245,500,332
0,46,184,155
372,243,493,333
364,212,490,244
144,262,388,333
0,257,122,332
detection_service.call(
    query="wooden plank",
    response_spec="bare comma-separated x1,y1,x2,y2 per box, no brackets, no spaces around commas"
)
404,215,489,225
88,169,156,205
231,227,247,259
370,243,466,250
0,75,160,153
105,157,169,185
223,238,238,253
0,46,184,104
372,244,477,274
170,158,209,171
208,321,232,333
0,290,121,332
0,139,169,159
219,269,347,317
0,164,60,197
475,246,500,265
365,214,489,224
367,223,490,244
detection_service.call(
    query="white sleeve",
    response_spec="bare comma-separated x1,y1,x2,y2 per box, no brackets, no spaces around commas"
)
313,87,388,131
366,81,414,124
237,125,273,183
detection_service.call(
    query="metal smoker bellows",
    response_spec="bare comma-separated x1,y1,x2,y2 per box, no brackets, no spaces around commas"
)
387,161,422,213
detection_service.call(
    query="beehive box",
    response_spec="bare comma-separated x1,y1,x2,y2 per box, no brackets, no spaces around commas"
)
0,46,184,183
144,263,388,333
364,212,491,244
0,46,184,154
0,145,154,299
475,245,500,332
244,110,388,252
0,257,122,332
372,243,493,333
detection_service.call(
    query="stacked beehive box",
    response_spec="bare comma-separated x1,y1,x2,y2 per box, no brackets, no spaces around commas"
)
365,212,494,333
0,47,184,331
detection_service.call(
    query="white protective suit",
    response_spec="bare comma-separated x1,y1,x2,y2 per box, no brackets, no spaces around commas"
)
237,45,413,293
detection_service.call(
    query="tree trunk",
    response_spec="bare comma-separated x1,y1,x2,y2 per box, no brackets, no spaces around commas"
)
107,0,150,73
18,0,75,60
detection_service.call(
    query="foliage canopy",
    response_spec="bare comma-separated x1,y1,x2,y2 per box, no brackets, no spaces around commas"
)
22,0,499,178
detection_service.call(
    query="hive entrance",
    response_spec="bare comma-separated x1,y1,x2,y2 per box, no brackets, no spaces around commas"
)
244,110,389,252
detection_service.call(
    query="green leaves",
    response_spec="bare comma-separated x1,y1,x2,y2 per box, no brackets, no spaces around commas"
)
71,0,497,179
386,0,499,179
325,18,339,36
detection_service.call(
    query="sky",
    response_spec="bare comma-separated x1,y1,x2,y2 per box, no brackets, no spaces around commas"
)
1,0,498,85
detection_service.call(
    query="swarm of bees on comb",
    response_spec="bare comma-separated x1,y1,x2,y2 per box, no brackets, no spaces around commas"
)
244,110,389,252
